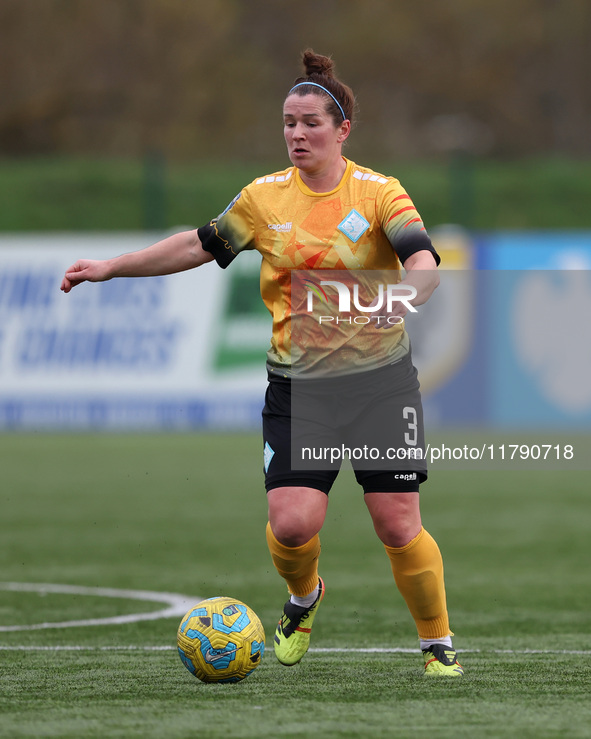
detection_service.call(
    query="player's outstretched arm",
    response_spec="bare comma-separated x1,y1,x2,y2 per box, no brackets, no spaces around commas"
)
60,229,214,293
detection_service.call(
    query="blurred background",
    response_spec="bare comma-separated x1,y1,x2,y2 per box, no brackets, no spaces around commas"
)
1,0,590,439
1,0,590,230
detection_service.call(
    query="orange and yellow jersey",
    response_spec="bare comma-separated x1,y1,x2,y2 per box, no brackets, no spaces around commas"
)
198,158,439,377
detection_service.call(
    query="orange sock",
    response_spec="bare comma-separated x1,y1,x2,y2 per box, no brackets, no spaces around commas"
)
384,527,451,641
265,522,320,597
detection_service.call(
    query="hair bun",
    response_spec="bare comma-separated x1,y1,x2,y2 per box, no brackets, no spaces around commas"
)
290,48,356,125
302,49,335,78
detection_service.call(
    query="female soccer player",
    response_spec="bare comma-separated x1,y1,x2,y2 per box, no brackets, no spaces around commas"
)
61,50,462,676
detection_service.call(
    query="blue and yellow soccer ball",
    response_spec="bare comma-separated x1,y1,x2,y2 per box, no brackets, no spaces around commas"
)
177,597,265,683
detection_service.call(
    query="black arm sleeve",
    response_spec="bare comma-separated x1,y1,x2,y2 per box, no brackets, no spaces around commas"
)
394,231,441,266
198,223,237,269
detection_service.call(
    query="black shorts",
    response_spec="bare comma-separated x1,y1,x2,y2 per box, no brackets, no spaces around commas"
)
262,352,428,494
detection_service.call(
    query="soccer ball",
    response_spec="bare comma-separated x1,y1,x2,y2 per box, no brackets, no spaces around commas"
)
177,597,265,683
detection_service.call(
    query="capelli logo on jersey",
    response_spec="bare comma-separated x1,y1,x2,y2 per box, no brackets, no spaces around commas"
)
303,278,417,326
267,222,292,232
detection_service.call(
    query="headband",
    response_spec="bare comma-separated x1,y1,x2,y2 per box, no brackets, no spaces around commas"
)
288,81,347,121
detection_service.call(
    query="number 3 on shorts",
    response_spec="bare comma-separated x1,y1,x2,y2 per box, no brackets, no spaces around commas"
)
403,406,418,446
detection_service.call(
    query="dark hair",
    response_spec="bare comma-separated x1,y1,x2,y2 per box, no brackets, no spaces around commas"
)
288,49,356,127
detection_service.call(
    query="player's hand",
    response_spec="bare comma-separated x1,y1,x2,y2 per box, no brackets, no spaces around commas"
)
60,259,112,293
374,301,408,329
374,283,417,329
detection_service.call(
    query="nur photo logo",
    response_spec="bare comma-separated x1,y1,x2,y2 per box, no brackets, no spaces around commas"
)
302,277,418,326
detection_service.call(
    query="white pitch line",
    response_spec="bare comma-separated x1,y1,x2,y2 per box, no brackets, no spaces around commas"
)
0,582,199,632
0,646,590,655
0,646,178,651
2,584,589,657
311,647,591,655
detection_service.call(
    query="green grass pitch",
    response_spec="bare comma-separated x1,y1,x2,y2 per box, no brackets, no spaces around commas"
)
1,432,590,738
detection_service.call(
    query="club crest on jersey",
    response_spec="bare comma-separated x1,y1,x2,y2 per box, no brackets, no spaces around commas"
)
337,209,370,243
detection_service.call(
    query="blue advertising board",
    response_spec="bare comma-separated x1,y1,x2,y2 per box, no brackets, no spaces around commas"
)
482,232,591,429
1,232,590,432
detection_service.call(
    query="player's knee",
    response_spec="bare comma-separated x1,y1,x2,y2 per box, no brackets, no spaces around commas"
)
365,494,422,547
269,517,317,547
375,521,421,548
267,486,327,547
